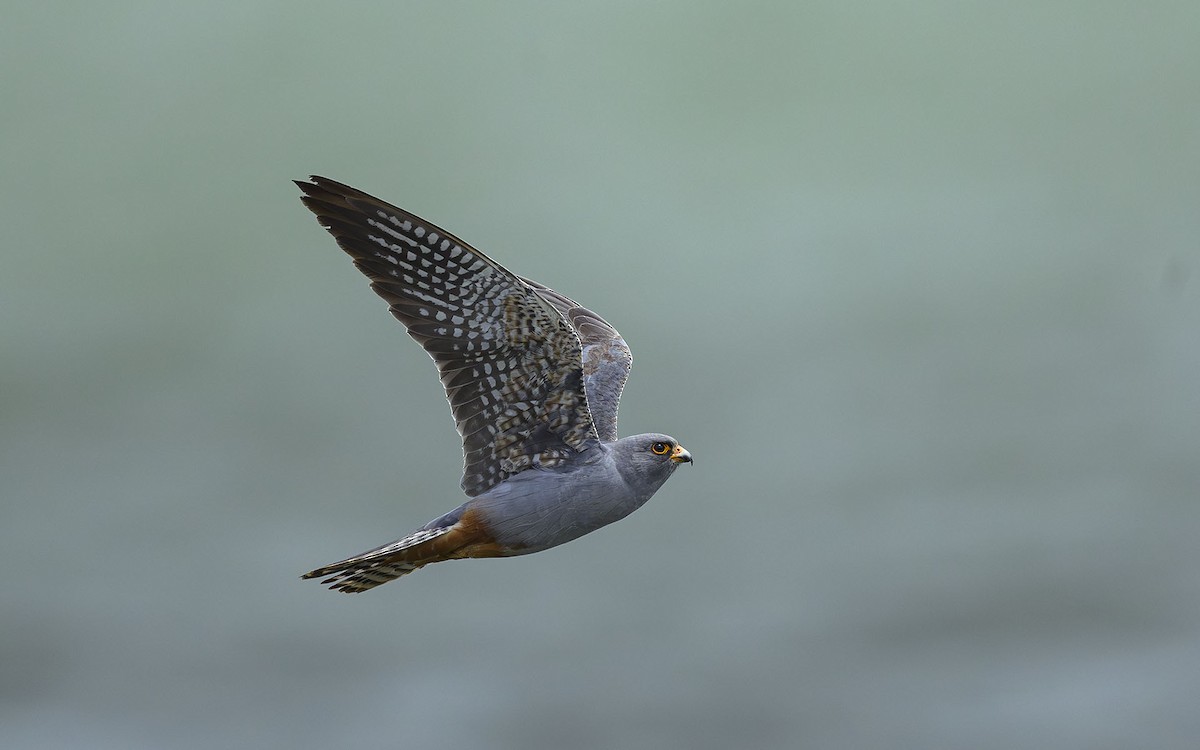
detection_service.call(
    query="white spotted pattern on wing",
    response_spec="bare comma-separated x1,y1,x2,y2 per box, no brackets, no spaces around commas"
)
299,179,602,497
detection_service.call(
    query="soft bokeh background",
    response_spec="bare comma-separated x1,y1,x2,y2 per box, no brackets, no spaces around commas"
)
3,2,1198,748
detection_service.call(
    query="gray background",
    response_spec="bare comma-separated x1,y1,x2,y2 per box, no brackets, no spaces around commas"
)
4,2,1198,748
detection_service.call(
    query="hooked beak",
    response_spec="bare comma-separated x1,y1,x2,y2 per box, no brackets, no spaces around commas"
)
670,444,693,464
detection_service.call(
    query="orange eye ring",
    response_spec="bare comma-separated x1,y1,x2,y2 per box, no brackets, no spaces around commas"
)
651,441,670,455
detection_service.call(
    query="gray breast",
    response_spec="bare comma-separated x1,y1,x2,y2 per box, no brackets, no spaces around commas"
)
473,447,643,553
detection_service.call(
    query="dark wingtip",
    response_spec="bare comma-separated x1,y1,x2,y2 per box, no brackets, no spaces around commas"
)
294,175,341,199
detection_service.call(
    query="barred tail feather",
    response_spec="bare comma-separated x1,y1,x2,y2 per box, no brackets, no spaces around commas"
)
302,526,459,593
302,506,513,593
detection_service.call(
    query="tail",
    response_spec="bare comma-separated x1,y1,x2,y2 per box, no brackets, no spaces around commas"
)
301,508,509,593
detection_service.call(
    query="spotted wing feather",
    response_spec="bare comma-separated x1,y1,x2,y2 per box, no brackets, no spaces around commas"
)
520,278,632,442
296,177,601,496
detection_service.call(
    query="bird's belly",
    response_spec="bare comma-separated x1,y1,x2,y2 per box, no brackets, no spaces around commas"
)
473,471,641,553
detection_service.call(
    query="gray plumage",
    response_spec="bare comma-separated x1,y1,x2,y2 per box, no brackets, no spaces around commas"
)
295,177,691,592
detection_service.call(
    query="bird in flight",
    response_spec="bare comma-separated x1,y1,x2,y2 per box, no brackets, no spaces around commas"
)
296,177,691,592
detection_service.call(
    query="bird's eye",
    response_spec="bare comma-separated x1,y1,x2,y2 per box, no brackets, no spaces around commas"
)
651,441,670,455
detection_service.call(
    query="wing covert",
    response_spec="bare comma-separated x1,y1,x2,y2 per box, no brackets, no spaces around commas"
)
521,278,632,442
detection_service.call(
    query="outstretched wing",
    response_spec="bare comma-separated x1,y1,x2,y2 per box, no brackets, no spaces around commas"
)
297,176,601,497
520,279,632,442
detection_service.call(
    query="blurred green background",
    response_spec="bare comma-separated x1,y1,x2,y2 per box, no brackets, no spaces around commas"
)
3,2,1198,748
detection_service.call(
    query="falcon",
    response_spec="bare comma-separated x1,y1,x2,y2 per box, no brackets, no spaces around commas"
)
296,177,691,592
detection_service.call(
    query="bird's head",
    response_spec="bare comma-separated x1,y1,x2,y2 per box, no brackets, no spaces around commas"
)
613,433,692,495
